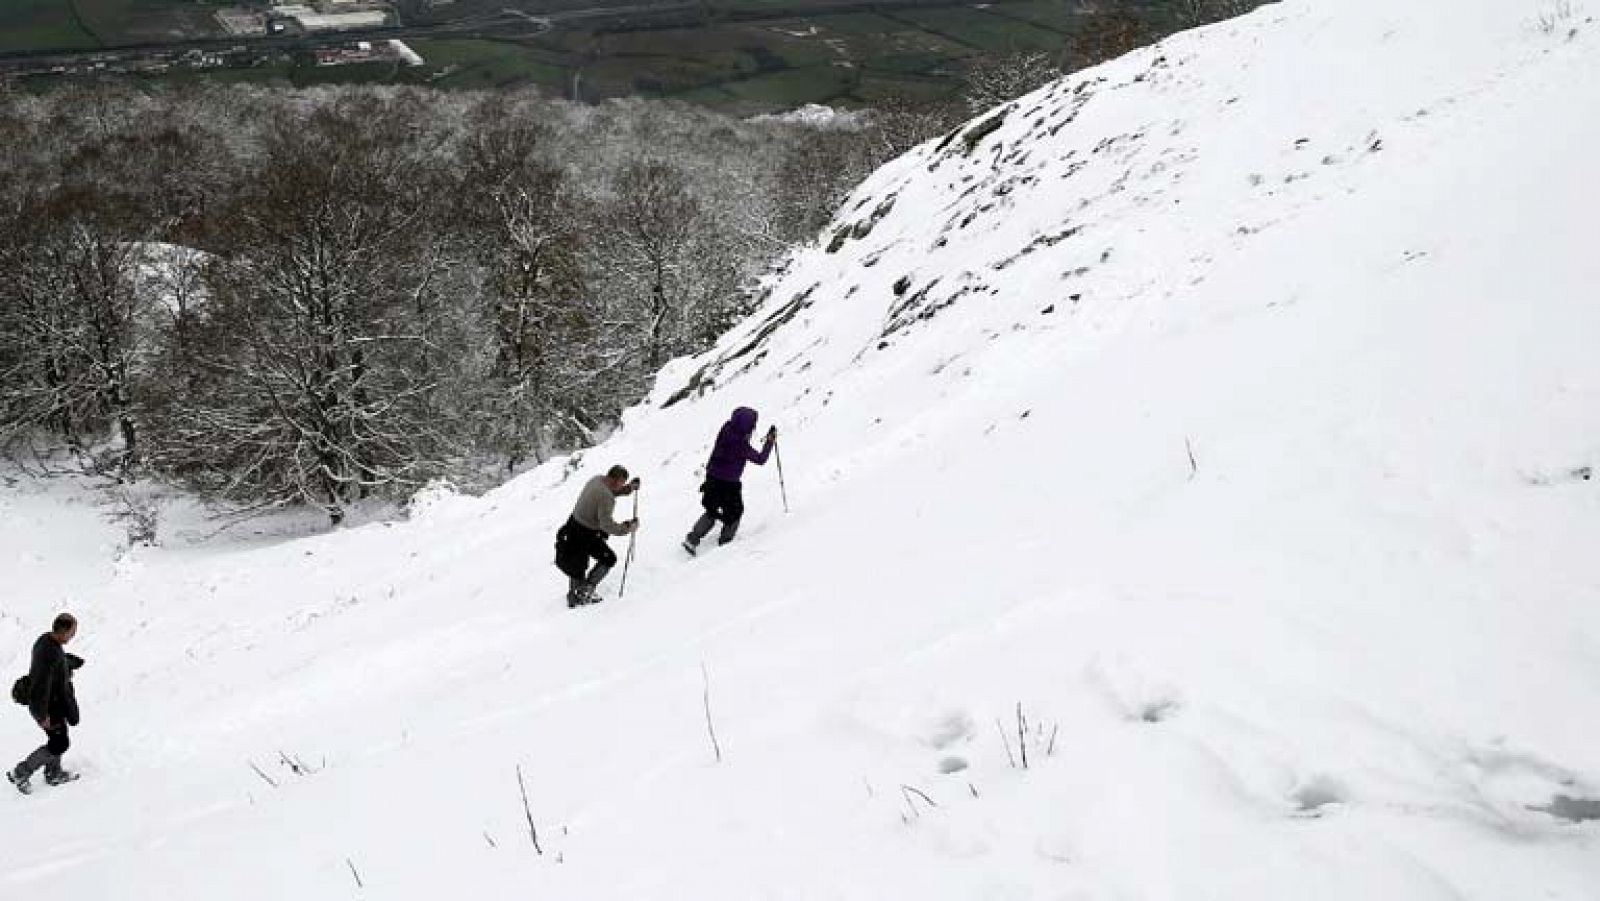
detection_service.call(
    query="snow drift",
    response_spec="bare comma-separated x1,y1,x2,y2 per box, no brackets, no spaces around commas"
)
4,0,1600,897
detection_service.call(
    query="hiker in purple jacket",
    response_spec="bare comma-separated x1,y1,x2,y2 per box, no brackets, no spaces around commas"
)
683,407,776,555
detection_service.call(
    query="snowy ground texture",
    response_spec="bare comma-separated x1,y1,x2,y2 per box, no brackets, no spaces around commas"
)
6,0,1600,897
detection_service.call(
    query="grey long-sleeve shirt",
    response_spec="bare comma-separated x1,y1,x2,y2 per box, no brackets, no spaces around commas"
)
570,475,632,536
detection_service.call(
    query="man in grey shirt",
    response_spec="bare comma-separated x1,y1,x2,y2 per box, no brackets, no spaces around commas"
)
556,465,640,606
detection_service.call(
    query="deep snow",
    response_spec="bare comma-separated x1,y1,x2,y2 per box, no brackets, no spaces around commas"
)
4,0,1600,897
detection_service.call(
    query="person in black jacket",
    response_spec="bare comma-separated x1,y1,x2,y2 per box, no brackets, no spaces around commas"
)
8,613,82,794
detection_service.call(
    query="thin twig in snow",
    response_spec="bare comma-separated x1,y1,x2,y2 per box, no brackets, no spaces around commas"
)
900,788,919,820
346,858,363,889
1186,437,1199,480
516,765,543,855
279,750,317,776
702,662,723,763
1047,723,1060,757
248,760,279,788
901,784,938,809
995,719,1017,768
901,784,937,821
1017,702,1029,771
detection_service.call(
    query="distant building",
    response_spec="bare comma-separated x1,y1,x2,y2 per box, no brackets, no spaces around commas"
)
215,8,269,36
270,4,389,32
311,39,422,68
389,40,424,67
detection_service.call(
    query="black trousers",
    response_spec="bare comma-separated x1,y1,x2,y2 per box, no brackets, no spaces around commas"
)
688,478,745,546
556,518,616,582
14,722,69,781
45,724,69,756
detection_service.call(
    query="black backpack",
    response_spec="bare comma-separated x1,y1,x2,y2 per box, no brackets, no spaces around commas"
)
10,674,27,706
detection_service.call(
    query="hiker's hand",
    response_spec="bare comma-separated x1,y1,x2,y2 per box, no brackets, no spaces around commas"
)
628,519,640,533
37,717,50,731
766,426,777,442
629,477,641,490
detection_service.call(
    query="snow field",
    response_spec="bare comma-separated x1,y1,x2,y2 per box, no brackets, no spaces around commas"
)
4,0,1600,897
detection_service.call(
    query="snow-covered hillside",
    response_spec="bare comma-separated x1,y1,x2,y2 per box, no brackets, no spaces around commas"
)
6,0,1600,897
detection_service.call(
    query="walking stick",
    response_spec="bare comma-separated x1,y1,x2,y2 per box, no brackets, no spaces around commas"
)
774,436,790,513
619,488,640,598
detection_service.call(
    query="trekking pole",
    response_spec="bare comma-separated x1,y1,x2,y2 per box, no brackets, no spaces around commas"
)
775,436,790,513
619,488,640,598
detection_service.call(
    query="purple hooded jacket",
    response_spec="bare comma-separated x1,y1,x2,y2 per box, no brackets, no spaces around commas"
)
706,407,774,483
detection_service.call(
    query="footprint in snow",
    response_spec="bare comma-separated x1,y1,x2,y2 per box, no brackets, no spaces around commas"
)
925,710,975,749
1462,744,1600,830
1085,655,1184,725
1524,465,1592,486
1531,795,1600,823
1289,774,1349,817
1138,697,1182,724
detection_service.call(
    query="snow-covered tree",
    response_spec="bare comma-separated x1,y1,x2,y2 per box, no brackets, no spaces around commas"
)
152,91,466,522
962,52,1062,115
0,98,204,471
454,97,602,469
0,81,899,507
597,159,712,371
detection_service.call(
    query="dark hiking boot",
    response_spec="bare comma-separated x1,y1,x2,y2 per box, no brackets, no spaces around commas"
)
6,768,31,795
682,538,698,557
568,579,599,607
44,770,79,787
